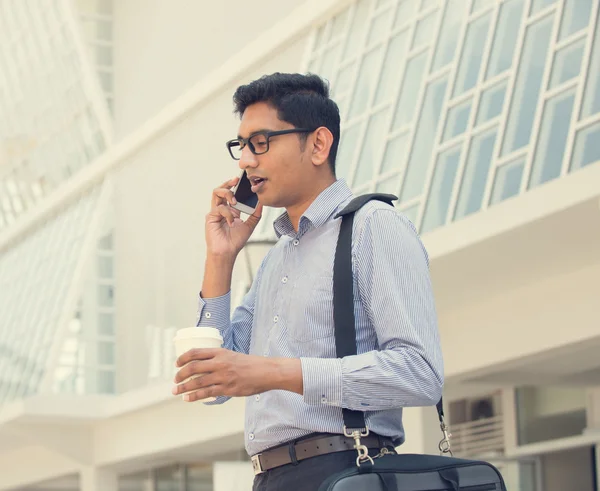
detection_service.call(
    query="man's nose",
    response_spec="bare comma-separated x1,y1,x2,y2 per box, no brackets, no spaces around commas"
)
239,146,258,169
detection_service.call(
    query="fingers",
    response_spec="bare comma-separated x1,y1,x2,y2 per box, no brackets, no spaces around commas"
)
211,177,239,208
244,202,263,230
175,348,219,369
173,370,221,396
215,204,239,227
181,384,222,402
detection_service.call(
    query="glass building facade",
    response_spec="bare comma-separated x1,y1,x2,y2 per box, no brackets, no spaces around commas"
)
0,0,116,403
255,0,600,237
0,0,112,231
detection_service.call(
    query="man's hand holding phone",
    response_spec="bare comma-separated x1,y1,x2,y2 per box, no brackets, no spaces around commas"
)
206,174,263,259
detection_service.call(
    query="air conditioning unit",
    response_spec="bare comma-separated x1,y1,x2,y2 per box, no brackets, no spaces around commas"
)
449,392,503,425
469,396,498,421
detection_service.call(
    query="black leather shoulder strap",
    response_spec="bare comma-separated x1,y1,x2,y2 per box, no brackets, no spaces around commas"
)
333,193,444,431
335,193,397,218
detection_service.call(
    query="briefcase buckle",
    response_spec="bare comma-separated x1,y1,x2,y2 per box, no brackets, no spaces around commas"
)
251,454,265,475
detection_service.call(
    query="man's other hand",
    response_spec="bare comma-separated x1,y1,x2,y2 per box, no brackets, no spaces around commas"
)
172,348,303,402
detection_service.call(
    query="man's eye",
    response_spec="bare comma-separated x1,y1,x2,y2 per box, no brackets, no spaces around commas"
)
255,140,267,146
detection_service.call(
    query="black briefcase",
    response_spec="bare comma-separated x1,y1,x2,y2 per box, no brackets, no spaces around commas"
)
319,194,507,491
319,453,506,490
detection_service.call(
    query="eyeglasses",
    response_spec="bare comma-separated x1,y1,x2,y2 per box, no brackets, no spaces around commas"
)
225,128,315,160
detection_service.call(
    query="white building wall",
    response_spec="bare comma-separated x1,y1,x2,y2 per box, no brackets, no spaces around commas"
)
440,260,600,378
112,0,308,138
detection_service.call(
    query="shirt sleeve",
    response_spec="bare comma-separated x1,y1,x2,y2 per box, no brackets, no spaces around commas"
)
301,208,444,411
196,259,261,405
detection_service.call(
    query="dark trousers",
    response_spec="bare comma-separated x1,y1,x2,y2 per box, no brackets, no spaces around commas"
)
252,449,359,491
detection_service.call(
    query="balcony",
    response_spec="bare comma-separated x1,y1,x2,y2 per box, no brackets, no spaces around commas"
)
450,415,505,458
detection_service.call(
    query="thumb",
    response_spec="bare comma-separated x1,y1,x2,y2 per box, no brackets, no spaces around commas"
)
244,202,263,230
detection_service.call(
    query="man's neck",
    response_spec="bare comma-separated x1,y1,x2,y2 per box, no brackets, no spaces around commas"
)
286,176,337,232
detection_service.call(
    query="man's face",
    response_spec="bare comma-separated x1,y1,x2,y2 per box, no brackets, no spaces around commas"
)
236,102,313,209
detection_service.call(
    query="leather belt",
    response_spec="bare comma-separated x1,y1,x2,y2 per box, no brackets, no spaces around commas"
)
250,433,394,475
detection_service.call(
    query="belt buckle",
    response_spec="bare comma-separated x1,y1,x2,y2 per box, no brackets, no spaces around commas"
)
251,454,264,475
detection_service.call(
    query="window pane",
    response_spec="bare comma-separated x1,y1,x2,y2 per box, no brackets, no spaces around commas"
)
319,43,342,87
490,158,525,205
420,0,438,10
529,90,575,188
502,15,554,155
375,174,400,194
421,146,461,232
401,77,448,202
486,0,525,79
471,0,489,14
330,8,350,40
98,312,114,335
443,99,472,141
97,284,114,307
336,123,363,179
374,30,410,106
580,13,600,119
97,370,115,394
476,79,507,125
394,0,418,29
187,464,214,491
516,386,587,445
348,46,384,119
367,11,393,47
98,341,115,365
97,255,113,278
156,465,184,491
432,0,467,71
559,0,593,40
412,9,439,49
97,234,113,253
392,52,428,129
455,128,497,219
570,122,600,172
341,0,370,62
453,13,492,96
335,63,355,96
400,204,420,225
531,0,558,14
380,132,410,174
549,39,585,89
354,109,390,185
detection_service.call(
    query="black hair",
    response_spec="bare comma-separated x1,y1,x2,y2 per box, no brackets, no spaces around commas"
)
233,72,340,175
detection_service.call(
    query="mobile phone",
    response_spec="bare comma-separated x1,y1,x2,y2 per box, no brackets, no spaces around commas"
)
232,170,259,215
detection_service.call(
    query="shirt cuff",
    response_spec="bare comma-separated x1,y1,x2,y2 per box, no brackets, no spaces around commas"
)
197,291,231,328
300,357,343,407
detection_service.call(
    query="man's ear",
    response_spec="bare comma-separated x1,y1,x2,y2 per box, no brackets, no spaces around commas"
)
311,127,334,168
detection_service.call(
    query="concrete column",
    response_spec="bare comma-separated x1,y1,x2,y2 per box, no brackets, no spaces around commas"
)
396,406,440,455
501,387,518,450
80,467,118,491
586,387,600,430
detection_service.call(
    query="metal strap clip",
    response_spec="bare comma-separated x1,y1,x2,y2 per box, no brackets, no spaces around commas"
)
438,417,453,456
344,425,375,467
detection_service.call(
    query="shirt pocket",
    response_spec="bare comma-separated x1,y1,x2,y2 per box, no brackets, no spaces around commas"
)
287,274,336,343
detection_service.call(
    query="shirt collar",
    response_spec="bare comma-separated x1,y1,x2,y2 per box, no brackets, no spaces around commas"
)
273,179,353,238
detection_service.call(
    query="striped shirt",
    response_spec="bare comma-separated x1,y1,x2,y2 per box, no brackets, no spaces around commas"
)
197,179,444,456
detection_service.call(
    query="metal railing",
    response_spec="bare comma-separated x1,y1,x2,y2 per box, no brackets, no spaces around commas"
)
450,415,505,457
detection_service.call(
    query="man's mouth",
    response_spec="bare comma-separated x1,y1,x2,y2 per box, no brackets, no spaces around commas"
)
248,176,267,193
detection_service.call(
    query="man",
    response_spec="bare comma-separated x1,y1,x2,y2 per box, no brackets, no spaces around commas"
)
172,73,444,491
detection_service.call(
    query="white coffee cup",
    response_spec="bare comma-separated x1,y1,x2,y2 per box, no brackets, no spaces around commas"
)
173,327,224,402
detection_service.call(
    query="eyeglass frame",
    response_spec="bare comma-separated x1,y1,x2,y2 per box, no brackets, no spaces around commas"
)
225,128,316,160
